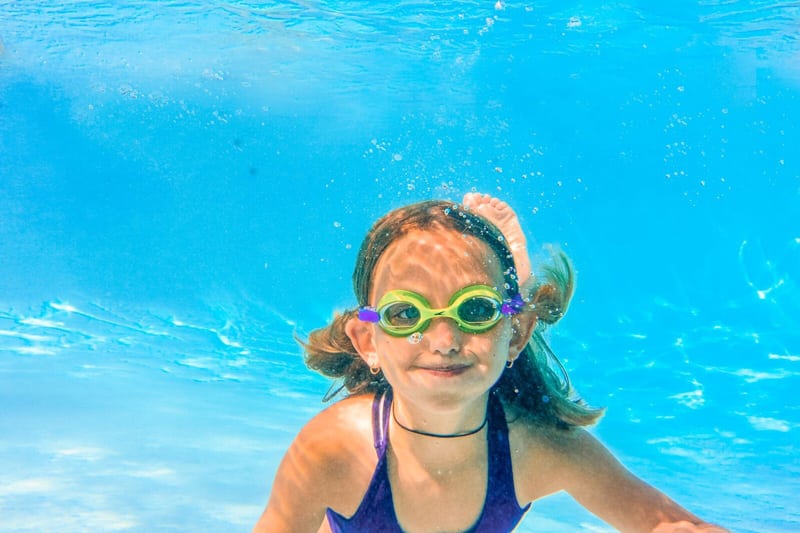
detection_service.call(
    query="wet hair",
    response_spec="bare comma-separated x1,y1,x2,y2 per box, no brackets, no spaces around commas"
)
301,199,603,428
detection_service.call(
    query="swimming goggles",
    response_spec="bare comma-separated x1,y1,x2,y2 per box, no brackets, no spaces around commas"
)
358,285,525,336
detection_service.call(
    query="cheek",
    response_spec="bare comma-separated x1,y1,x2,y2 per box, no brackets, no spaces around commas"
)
489,322,514,348
469,327,513,358
375,335,413,358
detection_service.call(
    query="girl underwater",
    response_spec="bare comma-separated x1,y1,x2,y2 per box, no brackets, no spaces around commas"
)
254,193,727,533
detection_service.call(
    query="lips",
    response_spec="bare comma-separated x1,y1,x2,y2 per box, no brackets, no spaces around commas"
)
418,364,470,375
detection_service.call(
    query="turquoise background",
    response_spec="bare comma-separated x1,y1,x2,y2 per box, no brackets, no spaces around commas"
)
1,2,798,531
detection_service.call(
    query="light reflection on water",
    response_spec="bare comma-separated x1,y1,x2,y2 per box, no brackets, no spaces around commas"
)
0,298,321,531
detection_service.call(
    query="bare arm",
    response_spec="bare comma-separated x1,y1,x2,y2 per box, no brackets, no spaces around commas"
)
252,427,331,532
253,396,374,533
535,428,729,533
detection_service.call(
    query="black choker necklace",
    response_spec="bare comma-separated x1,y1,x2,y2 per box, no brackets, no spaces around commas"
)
391,403,488,439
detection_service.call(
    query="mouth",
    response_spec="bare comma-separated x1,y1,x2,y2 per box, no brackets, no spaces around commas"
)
417,364,471,376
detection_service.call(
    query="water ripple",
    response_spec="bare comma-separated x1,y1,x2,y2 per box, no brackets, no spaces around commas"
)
0,297,307,385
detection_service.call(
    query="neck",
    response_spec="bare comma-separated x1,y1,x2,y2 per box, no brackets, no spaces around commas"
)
391,401,488,439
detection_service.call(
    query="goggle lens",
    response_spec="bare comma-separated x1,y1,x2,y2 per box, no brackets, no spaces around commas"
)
457,296,501,324
381,302,422,328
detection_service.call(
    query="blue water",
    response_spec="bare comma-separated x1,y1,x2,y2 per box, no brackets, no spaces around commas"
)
1,1,799,531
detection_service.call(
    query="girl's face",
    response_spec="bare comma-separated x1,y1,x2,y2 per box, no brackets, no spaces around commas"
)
365,228,519,411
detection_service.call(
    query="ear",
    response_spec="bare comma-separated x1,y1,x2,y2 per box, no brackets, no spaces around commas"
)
344,314,378,366
508,311,537,359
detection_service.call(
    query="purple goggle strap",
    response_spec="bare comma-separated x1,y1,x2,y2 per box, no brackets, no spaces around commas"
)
501,293,526,316
358,308,380,322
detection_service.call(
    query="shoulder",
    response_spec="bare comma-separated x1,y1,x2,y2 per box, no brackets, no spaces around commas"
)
508,419,705,531
507,416,591,501
511,418,628,485
294,393,380,511
255,393,378,531
294,393,377,479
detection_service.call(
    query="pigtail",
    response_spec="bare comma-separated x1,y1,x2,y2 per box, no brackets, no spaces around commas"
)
530,248,574,325
495,249,605,428
301,310,387,401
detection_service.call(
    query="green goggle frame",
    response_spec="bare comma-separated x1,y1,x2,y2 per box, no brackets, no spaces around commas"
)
358,284,523,336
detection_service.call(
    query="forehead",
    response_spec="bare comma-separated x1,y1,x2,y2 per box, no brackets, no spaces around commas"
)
372,227,504,297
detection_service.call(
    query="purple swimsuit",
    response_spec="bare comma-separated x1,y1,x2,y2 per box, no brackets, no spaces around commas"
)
326,390,531,532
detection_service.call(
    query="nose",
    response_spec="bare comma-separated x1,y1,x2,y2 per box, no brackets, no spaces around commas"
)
423,316,462,354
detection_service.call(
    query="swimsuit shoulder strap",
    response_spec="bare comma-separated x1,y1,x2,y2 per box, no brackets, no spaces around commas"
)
472,392,531,531
326,389,398,531
487,392,514,480
371,388,392,456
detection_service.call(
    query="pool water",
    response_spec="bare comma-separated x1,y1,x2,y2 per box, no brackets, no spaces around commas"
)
1,1,799,531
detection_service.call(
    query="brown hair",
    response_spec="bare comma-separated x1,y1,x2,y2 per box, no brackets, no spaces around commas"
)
301,200,603,428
